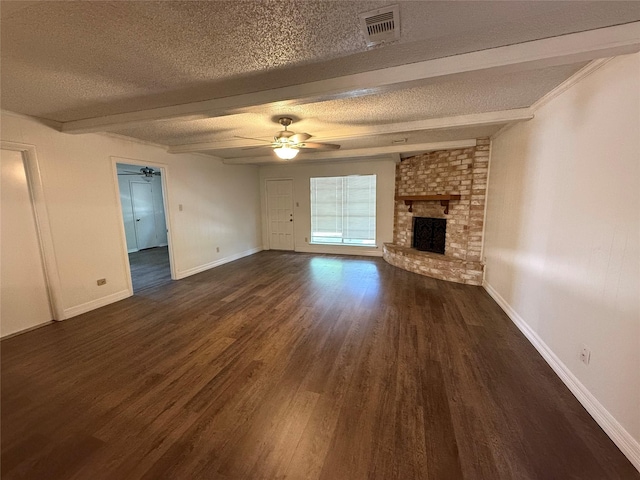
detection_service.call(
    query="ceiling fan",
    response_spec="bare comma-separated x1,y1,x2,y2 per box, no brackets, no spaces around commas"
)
237,117,340,160
117,167,161,177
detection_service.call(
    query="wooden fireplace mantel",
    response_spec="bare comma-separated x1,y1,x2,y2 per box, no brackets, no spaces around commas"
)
395,195,462,214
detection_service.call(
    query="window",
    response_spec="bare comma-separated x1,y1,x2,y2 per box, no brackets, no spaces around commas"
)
310,175,376,246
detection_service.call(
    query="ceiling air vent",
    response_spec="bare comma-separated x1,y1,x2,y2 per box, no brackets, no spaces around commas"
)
359,5,400,46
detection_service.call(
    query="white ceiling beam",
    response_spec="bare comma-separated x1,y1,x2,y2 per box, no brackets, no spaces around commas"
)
166,109,533,154
60,22,640,134
221,140,478,165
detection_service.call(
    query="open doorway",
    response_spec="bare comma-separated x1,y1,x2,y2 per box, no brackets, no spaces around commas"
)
116,162,172,292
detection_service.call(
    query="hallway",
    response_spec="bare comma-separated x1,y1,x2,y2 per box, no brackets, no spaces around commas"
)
129,246,171,292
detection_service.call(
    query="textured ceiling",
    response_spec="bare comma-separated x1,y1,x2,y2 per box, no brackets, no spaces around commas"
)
109,62,586,147
2,1,639,163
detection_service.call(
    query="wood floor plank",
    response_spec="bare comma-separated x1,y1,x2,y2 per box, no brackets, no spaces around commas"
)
420,359,464,480
2,251,638,479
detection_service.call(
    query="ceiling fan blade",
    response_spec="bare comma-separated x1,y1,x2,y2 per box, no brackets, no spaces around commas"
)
118,173,142,175
234,135,272,143
289,133,311,143
298,142,341,151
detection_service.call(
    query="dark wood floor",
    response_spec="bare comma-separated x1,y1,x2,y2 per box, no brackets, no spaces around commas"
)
129,246,172,292
2,252,637,479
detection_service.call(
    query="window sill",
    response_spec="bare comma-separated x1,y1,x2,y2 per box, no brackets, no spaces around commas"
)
309,242,378,248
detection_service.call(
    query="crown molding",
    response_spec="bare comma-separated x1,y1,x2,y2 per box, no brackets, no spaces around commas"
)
1,109,63,130
491,57,617,141
530,58,614,112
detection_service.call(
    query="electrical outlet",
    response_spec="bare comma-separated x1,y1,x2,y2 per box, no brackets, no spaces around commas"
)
216,247,220,253
305,237,308,242
179,204,183,211
580,344,591,365
97,278,107,286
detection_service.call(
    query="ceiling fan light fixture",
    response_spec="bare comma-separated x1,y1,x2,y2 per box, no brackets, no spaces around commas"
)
274,145,299,160
235,117,338,160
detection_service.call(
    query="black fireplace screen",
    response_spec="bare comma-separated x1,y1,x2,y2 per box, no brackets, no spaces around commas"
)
412,217,446,254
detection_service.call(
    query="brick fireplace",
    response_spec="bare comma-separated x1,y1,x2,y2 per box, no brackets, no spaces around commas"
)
383,138,489,285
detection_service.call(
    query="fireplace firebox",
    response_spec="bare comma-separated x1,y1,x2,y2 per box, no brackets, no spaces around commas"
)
412,217,446,254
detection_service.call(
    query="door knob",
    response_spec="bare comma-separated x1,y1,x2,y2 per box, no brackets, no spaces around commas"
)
136,219,141,222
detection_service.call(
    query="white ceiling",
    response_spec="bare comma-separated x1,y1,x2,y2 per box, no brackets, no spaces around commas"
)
2,1,640,164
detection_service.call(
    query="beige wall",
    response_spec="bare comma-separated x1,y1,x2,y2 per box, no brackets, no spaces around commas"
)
1,112,261,321
259,159,396,257
484,53,640,466
1,148,53,336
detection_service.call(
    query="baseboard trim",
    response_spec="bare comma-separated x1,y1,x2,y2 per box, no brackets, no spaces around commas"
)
63,289,132,319
1,320,56,340
294,246,383,257
483,280,640,472
174,247,263,280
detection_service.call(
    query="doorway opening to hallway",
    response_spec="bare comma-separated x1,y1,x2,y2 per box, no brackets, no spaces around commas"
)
116,162,173,292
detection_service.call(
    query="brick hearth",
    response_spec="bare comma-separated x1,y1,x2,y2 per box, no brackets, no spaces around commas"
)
382,138,489,285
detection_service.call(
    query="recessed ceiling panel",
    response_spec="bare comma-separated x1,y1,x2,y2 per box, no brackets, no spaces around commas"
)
201,125,505,161
108,62,586,148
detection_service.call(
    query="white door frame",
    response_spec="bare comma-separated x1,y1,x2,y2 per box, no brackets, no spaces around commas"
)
1,141,64,320
111,157,177,294
265,178,295,251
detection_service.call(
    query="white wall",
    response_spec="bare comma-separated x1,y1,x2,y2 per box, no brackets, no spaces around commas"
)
259,159,396,257
116,163,167,252
1,112,262,320
484,53,640,467
1,148,53,337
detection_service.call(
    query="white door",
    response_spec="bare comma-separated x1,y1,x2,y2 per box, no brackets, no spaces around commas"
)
267,179,294,251
131,182,157,250
1,149,52,337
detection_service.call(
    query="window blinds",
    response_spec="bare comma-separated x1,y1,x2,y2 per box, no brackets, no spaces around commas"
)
310,175,376,245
